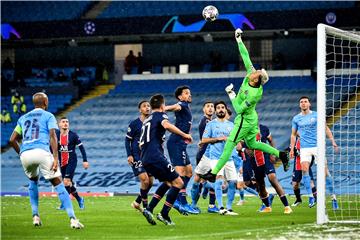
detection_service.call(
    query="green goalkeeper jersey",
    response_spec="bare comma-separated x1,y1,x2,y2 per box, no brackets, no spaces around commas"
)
232,41,263,123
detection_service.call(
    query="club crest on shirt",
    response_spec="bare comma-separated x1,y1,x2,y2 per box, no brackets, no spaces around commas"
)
127,127,131,132
310,117,316,123
244,90,248,95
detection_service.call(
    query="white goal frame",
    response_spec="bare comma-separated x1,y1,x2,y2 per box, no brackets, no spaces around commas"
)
317,23,360,224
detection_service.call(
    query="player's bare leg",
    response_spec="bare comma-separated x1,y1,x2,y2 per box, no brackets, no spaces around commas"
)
267,173,292,214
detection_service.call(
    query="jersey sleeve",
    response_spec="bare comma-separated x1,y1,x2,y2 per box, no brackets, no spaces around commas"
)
198,118,206,140
74,132,83,146
47,113,58,130
292,117,298,131
237,41,255,75
263,126,270,139
202,122,212,139
126,121,135,139
231,94,257,114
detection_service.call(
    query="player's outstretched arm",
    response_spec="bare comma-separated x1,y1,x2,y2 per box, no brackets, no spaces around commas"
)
165,104,181,112
162,120,193,143
235,29,255,75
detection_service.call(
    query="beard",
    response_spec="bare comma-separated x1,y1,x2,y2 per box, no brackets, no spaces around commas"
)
216,112,225,119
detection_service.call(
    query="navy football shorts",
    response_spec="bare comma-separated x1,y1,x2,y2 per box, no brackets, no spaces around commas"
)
264,154,276,175
143,156,179,182
131,158,147,177
242,157,255,182
60,161,77,180
167,140,190,167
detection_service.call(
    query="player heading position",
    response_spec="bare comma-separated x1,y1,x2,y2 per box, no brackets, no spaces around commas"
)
201,29,290,182
140,94,193,225
290,96,339,208
125,100,154,211
56,116,88,210
9,92,84,229
165,86,198,214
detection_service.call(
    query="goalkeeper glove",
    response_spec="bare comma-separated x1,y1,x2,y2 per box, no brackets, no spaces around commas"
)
235,28,243,43
225,83,236,100
260,68,269,85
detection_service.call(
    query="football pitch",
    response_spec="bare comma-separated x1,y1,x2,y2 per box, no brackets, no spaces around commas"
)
1,196,359,239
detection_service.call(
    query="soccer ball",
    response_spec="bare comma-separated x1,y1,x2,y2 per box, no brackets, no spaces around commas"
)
202,5,219,22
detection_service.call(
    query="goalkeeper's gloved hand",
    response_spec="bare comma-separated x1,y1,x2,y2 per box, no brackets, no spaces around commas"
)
260,68,269,85
235,28,243,43
225,83,236,100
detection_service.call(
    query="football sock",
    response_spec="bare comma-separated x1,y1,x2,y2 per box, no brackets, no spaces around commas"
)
147,182,169,213
215,179,224,208
302,172,312,196
326,176,334,196
55,183,75,219
209,188,216,205
226,181,236,210
239,188,245,201
280,195,289,207
312,187,317,199
261,196,270,207
178,176,190,205
140,188,149,208
161,186,181,218
190,182,200,206
29,180,39,217
135,194,142,205
70,185,81,202
294,188,301,201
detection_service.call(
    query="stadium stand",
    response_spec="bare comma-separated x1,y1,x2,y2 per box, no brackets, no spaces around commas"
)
1,74,318,194
1,1,91,22
98,1,355,18
1,94,73,147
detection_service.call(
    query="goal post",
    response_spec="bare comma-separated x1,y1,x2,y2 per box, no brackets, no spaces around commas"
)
317,24,360,224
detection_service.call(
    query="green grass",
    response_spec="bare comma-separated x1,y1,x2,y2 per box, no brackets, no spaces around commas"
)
1,196,359,239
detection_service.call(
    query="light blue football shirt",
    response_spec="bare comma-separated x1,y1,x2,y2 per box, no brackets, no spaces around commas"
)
14,108,58,154
202,118,234,160
292,111,317,148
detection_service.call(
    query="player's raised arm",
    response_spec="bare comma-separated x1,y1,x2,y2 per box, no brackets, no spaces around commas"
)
235,29,255,75
162,119,192,143
165,103,181,112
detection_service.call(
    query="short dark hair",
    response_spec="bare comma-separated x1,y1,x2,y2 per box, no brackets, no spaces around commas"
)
227,107,232,116
203,101,213,107
214,100,227,110
138,100,149,109
174,85,190,100
60,116,68,120
150,94,164,109
299,96,310,102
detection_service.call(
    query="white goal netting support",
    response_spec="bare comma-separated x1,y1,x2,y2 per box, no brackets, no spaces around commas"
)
317,24,360,224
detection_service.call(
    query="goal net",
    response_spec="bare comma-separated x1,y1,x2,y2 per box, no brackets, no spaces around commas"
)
317,24,360,224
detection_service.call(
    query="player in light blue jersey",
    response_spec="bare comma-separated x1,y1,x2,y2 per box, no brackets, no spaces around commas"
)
201,101,238,215
290,96,339,209
9,92,84,229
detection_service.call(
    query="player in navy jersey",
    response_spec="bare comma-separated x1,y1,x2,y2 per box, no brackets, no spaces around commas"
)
165,86,198,214
141,94,193,226
291,137,316,206
254,124,292,213
56,117,88,210
9,92,83,228
125,100,154,212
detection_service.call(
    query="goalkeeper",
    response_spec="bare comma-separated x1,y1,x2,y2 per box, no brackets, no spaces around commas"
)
201,29,290,183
